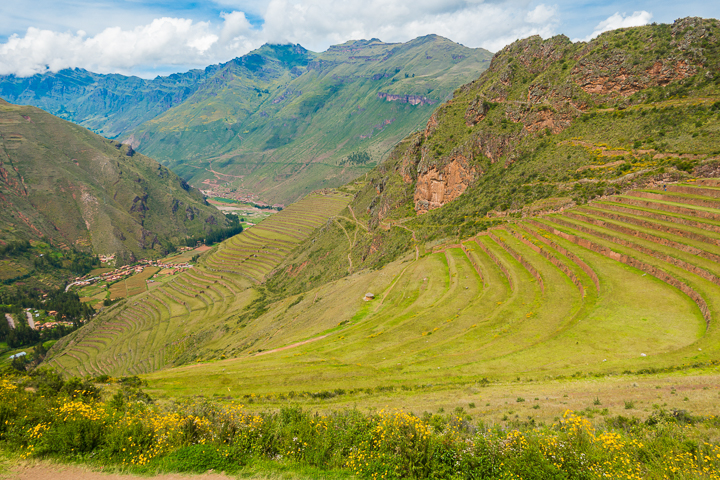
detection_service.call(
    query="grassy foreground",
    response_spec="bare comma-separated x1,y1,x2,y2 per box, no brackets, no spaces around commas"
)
2,372,720,479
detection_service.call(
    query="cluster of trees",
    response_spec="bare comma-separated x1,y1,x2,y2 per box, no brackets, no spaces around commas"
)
0,288,93,349
0,240,31,257
339,150,371,166
1,240,100,284
183,217,244,248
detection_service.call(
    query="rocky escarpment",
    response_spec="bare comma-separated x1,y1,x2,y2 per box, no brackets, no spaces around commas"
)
414,155,476,213
377,92,436,106
402,17,720,214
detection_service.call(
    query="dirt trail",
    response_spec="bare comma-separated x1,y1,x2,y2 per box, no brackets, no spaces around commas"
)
395,224,419,260
7,462,234,480
333,218,354,273
4,313,15,329
254,334,329,357
347,205,368,231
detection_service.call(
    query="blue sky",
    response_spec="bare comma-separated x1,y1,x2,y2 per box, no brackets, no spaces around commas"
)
0,0,718,78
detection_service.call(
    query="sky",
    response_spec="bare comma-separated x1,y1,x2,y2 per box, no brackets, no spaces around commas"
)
0,0,718,78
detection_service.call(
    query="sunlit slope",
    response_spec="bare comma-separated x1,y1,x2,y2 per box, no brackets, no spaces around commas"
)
204,193,351,282
142,181,720,395
132,37,493,204
44,191,351,377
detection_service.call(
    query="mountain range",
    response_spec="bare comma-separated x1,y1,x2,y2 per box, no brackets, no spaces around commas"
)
44,17,720,384
0,36,493,204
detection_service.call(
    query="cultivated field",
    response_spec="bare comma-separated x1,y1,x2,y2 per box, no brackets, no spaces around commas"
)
45,192,352,377
138,181,720,402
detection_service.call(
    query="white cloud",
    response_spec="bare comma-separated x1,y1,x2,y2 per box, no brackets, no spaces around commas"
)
0,0,563,77
0,17,245,77
260,0,560,53
576,11,653,43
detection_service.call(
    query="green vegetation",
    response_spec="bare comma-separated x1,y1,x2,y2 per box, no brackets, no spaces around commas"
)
2,37,493,205
0,240,100,291
2,373,719,479
15,17,720,479
44,192,351,377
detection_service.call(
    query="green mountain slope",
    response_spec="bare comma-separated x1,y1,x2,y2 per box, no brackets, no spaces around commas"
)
0,99,226,266
43,17,720,394
275,15,720,291
127,36,493,204
0,37,492,205
0,68,214,138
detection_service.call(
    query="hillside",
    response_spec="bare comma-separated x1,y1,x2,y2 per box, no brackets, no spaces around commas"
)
41,17,720,387
0,37,493,205
44,191,351,375
0,67,212,138
0,99,226,269
269,15,720,295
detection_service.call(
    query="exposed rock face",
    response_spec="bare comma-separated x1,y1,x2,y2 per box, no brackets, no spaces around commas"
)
377,92,436,106
414,155,476,214
464,97,491,126
367,18,719,218
572,57,697,96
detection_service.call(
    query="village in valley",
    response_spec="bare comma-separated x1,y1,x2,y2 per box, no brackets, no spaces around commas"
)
67,245,213,309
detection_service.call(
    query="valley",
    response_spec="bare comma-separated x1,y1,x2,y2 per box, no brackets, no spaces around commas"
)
2,16,720,480
0,37,493,205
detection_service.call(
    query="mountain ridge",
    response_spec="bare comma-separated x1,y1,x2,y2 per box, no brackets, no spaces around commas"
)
0,36,494,204
0,100,227,268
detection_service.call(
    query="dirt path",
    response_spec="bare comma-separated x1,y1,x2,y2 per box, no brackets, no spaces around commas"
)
4,313,15,329
6,462,234,480
254,334,329,357
333,219,354,273
395,224,419,261
347,205,368,231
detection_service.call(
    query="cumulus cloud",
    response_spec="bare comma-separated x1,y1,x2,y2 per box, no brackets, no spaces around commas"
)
0,17,238,76
577,11,653,43
0,0,563,77
260,0,560,54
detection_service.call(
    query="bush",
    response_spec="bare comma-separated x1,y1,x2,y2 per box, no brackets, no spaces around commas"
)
1,374,719,479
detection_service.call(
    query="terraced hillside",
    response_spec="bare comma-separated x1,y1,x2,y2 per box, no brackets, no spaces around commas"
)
44,191,351,377
79,179,715,396
204,194,350,283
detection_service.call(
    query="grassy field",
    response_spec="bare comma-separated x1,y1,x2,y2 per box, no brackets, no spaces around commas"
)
107,267,160,301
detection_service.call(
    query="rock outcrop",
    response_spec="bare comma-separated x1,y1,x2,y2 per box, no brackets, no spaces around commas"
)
414,156,477,214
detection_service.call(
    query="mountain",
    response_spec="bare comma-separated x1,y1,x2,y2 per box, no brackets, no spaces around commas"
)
45,17,720,386
0,99,226,266
0,36,493,204
296,15,720,278
0,67,214,138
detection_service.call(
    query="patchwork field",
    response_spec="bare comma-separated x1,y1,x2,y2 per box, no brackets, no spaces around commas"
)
45,192,351,377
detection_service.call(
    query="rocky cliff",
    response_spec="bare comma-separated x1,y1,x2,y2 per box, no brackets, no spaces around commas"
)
394,17,720,215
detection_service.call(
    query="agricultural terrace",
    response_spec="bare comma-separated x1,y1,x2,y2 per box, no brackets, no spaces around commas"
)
44,191,351,377
204,192,350,283
144,180,720,400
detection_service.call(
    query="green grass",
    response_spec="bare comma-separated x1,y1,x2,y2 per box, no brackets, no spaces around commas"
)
0,100,226,273
46,192,351,377
96,179,714,402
